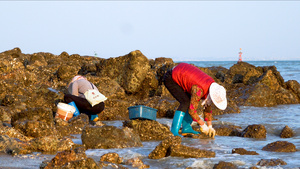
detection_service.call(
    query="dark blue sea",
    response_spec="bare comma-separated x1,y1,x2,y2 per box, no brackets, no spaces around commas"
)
0,61,299,169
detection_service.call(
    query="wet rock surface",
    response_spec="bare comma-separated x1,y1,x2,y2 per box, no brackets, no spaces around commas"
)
81,125,142,149
232,148,259,155
214,124,242,136
100,152,123,164
257,158,287,166
213,161,238,169
40,147,89,169
148,136,181,159
148,135,215,159
123,119,173,141
169,144,215,158
241,124,267,139
280,125,294,138
262,141,297,152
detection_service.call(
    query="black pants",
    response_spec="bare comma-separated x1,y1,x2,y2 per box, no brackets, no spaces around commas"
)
163,69,191,112
64,94,105,117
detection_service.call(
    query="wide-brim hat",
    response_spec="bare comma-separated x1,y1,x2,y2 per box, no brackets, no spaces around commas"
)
209,82,227,110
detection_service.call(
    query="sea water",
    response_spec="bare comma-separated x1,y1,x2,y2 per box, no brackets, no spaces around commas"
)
0,61,299,169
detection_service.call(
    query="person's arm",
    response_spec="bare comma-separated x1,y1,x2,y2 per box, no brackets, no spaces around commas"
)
71,81,79,96
203,105,213,126
189,85,205,125
203,104,216,138
190,85,216,137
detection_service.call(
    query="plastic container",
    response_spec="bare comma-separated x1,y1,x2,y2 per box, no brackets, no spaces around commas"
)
68,101,80,117
128,105,157,121
56,102,75,121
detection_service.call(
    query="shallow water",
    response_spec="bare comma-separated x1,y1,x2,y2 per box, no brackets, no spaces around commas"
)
83,105,300,169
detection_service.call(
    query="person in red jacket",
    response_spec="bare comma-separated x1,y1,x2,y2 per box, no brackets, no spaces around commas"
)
163,63,227,138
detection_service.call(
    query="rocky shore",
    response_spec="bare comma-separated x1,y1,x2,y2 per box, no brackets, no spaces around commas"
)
0,48,299,168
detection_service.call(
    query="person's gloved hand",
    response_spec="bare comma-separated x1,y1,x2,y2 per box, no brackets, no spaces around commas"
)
200,124,209,135
208,125,216,138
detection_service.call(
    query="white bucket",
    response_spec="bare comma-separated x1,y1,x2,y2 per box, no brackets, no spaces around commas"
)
56,102,76,121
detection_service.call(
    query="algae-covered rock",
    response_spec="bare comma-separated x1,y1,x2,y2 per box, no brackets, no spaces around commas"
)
96,50,150,94
11,107,55,128
0,135,31,155
169,144,215,158
123,119,173,141
29,135,75,152
124,157,149,168
280,125,294,138
41,148,88,169
241,124,267,139
262,141,297,152
214,124,242,136
257,159,287,166
81,125,142,149
148,136,181,159
13,120,58,138
61,158,100,169
100,152,123,164
213,161,238,169
232,148,259,155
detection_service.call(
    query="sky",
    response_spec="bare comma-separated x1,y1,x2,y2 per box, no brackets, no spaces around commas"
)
0,1,299,61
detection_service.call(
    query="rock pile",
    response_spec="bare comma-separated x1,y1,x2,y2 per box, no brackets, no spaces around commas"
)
0,48,299,168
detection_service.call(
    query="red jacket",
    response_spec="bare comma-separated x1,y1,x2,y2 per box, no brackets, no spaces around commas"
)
172,63,215,99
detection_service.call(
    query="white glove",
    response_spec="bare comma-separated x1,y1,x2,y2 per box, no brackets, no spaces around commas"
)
200,124,209,135
208,125,216,138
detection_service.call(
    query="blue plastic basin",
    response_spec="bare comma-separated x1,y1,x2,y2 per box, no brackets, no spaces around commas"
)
128,105,157,121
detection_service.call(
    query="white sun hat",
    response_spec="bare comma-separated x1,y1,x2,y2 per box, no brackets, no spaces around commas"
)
209,82,227,110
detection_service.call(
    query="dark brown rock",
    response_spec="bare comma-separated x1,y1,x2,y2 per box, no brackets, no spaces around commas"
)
169,144,215,158
225,62,300,107
225,62,263,85
0,106,12,123
257,158,287,166
262,141,297,152
232,148,259,155
214,124,242,136
213,161,237,169
99,98,132,121
123,119,173,141
0,125,30,142
29,135,75,152
125,157,149,168
42,148,87,169
55,113,90,137
81,125,142,149
0,135,31,155
280,125,294,138
96,50,151,94
249,167,258,169
13,120,58,138
61,158,100,169
241,124,266,139
148,136,181,159
286,80,300,99
100,152,123,164
11,107,55,128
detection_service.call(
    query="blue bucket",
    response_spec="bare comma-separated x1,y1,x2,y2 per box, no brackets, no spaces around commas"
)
68,101,80,117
